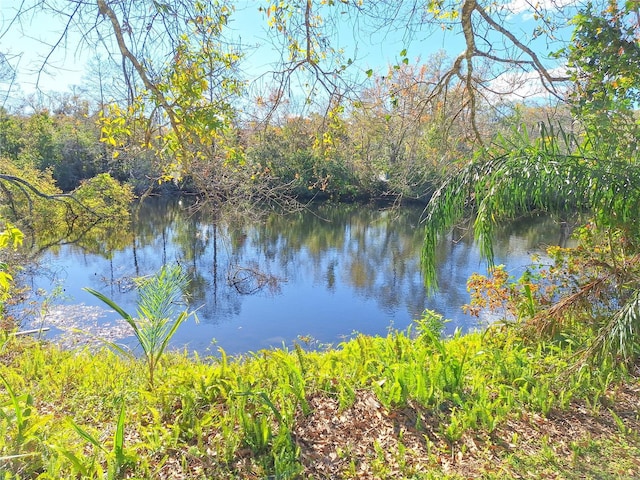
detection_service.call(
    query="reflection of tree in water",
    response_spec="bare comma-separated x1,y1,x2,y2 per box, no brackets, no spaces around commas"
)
343,211,425,313
19,197,576,349
325,259,337,292
430,213,575,323
244,203,428,315
492,213,578,251
126,200,428,322
227,262,283,295
85,199,245,324
180,221,243,323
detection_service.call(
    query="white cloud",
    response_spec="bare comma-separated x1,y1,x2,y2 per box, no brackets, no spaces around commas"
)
487,66,569,101
500,0,579,20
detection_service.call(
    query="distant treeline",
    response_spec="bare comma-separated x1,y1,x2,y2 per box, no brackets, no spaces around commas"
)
0,96,571,201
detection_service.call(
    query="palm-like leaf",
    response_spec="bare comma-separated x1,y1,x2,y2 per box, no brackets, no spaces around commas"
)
592,290,640,362
421,126,640,362
84,264,192,386
421,133,640,290
135,265,189,322
83,287,142,340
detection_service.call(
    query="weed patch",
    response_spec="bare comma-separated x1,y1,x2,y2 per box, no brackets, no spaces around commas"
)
0,320,638,478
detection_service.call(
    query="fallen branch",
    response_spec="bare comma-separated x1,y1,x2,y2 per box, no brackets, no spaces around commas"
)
12,327,50,337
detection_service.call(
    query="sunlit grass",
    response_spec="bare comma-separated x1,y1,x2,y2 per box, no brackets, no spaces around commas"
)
0,311,638,478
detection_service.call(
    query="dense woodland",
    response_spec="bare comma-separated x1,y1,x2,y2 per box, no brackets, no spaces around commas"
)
0,91,563,199
0,0,640,478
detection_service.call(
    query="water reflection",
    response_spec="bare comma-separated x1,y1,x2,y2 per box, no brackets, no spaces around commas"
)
20,199,570,355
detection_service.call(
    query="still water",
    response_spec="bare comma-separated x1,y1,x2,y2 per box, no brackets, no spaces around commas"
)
20,199,570,355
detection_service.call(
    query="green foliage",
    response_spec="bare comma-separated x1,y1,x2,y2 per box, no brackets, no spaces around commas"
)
0,222,23,307
0,163,133,254
244,116,364,200
0,104,104,192
347,57,470,199
64,400,130,479
414,308,448,338
97,1,246,201
73,173,134,221
0,319,636,478
421,124,640,362
0,108,23,160
0,50,482,204
563,1,640,150
0,374,37,453
51,113,104,191
85,264,194,387
18,111,59,170
463,218,640,362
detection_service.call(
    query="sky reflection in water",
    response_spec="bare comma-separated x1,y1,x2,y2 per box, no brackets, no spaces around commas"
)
21,199,571,355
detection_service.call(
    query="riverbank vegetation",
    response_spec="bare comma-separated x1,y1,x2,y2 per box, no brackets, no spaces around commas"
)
1,0,640,477
0,78,509,203
1,312,638,478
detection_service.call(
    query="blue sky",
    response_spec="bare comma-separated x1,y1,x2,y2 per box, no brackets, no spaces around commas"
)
0,0,575,100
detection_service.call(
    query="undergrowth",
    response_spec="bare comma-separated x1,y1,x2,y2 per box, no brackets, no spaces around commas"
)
0,313,638,479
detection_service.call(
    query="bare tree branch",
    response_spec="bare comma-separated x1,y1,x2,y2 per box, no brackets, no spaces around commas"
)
0,174,98,217
35,1,82,90
96,0,181,136
474,2,569,90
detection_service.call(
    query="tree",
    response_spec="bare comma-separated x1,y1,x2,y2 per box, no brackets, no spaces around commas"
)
94,0,249,201
0,165,133,253
368,0,640,362
2,1,247,199
419,117,640,361
348,55,475,200
561,0,640,155
3,0,574,165
258,0,572,138
0,100,104,191
0,108,22,159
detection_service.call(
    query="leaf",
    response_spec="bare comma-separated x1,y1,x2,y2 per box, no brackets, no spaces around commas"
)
83,288,133,325
67,418,106,452
113,401,126,465
55,449,90,476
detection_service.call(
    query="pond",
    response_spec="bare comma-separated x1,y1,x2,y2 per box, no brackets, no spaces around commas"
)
17,198,571,355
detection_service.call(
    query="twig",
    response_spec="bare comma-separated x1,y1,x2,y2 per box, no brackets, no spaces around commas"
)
11,328,50,337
